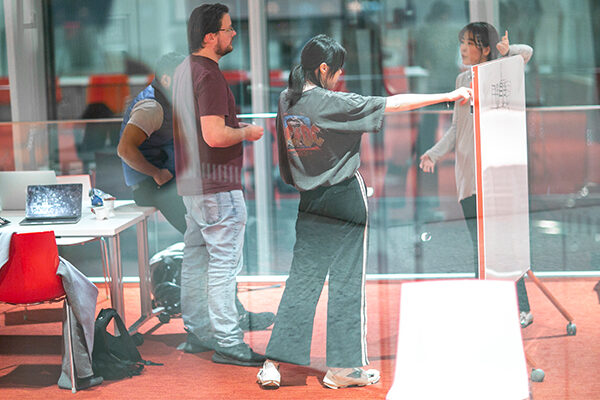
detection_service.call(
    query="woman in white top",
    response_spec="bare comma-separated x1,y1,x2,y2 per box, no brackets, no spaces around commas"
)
419,22,535,327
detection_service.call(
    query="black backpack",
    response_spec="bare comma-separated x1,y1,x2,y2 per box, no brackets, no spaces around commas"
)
92,308,158,380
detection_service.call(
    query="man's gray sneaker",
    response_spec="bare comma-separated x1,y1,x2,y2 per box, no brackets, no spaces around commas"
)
212,343,266,367
177,333,214,353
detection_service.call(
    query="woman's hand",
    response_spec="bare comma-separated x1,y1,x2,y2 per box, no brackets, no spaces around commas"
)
447,87,472,105
496,30,510,56
419,154,435,173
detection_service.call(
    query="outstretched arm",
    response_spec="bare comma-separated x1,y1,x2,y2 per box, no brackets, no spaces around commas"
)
385,87,472,113
418,94,460,173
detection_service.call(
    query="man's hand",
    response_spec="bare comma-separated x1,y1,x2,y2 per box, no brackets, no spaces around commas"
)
419,154,435,173
496,30,510,56
242,123,264,142
447,87,472,105
153,168,174,186
201,117,264,146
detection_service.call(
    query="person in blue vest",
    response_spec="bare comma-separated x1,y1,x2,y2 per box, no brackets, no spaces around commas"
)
118,52,186,232
117,53,274,348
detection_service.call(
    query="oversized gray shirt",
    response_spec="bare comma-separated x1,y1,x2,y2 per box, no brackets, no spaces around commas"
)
424,44,533,201
276,87,386,191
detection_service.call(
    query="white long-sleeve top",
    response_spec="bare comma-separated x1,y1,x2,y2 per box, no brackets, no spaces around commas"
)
424,44,533,201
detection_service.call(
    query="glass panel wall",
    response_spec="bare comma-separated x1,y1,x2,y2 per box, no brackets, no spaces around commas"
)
0,1,595,114
3,109,598,278
0,0,598,277
0,1,10,123
0,3,597,398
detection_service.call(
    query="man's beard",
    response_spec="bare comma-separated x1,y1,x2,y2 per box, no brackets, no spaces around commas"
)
216,43,233,57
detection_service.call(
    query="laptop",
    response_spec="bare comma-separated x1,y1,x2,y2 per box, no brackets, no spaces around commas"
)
19,183,83,225
0,170,57,210
56,174,93,211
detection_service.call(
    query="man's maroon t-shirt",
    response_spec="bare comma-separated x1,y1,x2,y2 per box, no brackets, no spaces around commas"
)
173,55,243,195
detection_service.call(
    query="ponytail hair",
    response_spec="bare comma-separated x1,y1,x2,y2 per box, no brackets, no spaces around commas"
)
287,65,305,106
459,22,501,61
286,34,346,106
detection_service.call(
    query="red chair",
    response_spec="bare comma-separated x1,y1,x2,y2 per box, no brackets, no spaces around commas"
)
86,74,130,114
0,231,77,393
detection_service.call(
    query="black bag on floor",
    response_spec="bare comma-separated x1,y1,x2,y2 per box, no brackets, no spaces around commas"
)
92,308,152,380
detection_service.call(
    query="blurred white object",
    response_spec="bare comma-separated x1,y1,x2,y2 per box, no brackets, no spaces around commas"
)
387,280,529,400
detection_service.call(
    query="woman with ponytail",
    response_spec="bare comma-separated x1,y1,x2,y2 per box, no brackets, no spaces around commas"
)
257,34,471,390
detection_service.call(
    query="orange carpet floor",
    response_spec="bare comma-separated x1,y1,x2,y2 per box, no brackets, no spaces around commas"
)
1,278,599,399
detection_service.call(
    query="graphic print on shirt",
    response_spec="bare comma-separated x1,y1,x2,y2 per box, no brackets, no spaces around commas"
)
283,115,324,155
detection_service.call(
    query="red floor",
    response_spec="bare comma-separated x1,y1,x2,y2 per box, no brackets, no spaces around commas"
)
1,278,599,399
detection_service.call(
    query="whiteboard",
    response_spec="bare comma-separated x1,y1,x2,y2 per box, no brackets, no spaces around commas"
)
472,56,530,281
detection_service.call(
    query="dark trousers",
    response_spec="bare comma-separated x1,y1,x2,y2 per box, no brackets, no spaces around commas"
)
132,177,187,234
266,174,369,367
460,195,530,312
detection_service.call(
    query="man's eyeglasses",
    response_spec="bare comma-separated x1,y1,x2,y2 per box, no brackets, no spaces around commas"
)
219,27,235,33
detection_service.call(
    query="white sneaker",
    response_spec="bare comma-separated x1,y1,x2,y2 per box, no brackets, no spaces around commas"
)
323,367,380,389
520,311,534,328
257,360,280,388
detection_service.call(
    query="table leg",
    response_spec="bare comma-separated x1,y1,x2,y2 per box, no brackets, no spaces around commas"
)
128,217,155,334
105,234,125,326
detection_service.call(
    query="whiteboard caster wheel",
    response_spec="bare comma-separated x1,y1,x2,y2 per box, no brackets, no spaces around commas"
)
158,312,171,324
531,368,545,382
566,322,576,336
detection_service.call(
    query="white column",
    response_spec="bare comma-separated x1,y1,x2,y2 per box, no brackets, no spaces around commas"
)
248,0,274,273
469,0,499,26
4,0,49,170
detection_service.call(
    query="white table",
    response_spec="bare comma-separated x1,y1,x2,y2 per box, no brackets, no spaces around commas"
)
0,201,157,333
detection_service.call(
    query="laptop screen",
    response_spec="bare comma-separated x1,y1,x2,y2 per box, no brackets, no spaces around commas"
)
25,184,82,219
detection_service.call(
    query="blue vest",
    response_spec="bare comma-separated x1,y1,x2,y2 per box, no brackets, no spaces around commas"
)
119,81,175,187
